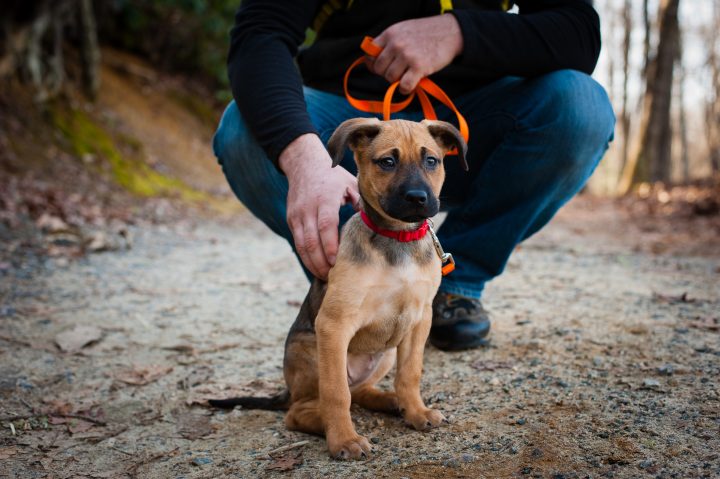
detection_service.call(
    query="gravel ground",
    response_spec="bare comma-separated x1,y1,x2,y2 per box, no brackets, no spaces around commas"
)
1,197,719,479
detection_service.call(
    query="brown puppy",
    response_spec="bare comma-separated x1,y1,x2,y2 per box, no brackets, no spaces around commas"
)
211,118,468,460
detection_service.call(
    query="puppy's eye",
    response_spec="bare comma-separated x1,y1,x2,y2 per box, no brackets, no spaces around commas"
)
425,156,440,169
375,157,396,170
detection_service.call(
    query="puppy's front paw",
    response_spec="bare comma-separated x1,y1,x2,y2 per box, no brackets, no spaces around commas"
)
403,407,447,431
328,434,372,460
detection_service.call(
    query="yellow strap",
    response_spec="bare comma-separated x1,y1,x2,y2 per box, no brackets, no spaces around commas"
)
439,0,453,14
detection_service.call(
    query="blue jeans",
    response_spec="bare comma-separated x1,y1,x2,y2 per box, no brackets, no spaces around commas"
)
213,70,615,299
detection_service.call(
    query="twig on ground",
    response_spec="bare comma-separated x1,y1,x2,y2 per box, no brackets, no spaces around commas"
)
19,398,35,412
0,334,32,348
0,413,107,426
266,440,310,458
110,446,134,456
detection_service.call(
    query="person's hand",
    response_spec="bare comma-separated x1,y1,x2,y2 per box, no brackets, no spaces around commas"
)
367,14,464,95
279,133,360,280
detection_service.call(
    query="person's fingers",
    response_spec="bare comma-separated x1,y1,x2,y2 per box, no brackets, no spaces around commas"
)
370,47,395,78
345,186,361,211
383,57,408,84
317,204,339,266
289,216,319,278
399,68,423,95
302,214,330,280
373,30,389,49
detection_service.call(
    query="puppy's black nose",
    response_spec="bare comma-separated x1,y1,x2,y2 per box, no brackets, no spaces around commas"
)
404,190,428,205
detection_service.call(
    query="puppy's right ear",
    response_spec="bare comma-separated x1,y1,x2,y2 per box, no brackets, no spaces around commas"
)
326,118,381,167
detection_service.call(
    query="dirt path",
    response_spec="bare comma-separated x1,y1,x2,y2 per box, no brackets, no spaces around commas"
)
1,197,719,479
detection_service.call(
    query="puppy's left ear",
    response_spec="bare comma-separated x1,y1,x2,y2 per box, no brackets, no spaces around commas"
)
327,118,381,167
423,120,469,171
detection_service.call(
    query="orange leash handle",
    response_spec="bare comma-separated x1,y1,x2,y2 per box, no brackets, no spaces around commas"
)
343,36,470,152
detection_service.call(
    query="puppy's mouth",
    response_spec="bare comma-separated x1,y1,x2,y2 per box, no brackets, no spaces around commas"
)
381,197,440,224
400,213,432,223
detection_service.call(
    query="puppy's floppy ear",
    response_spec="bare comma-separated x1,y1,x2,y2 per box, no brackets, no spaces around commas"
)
326,117,381,167
422,120,469,171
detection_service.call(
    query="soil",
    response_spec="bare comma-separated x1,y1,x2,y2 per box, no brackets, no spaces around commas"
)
1,193,719,479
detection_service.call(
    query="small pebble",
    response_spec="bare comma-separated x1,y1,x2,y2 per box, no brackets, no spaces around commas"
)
370,437,380,444
192,457,212,466
642,378,661,388
657,364,674,376
516,418,527,425
443,458,460,468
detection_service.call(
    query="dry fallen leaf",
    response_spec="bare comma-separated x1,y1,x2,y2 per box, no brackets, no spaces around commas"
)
266,450,303,472
173,411,215,440
115,365,173,386
0,447,18,460
42,399,74,416
55,325,103,353
688,317,720,332
652,292,696,304
68,419,95,434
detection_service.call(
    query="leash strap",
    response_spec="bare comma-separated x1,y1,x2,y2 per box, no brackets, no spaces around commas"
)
343,36,469,155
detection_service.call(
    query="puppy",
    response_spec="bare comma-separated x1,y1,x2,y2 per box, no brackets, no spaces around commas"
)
211,118,468,460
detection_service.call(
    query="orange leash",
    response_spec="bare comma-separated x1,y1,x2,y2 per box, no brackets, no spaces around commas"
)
343,36,469,154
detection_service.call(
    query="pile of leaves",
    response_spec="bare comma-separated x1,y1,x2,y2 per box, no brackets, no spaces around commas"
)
621,178,720,218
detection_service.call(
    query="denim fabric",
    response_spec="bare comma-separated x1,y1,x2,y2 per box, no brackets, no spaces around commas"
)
213,70,615,299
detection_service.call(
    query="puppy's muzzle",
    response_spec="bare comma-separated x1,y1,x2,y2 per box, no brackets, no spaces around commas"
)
384,183,439,222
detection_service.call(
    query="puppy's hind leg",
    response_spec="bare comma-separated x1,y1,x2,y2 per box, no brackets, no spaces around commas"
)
351,349,399,414
285,399,324,435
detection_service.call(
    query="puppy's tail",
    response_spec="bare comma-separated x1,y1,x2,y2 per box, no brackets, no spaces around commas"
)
208,390,290,411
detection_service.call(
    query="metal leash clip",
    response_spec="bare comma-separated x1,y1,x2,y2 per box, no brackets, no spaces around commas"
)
427,219,456,276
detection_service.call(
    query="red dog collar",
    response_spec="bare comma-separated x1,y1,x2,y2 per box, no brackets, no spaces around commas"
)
360,211,429,242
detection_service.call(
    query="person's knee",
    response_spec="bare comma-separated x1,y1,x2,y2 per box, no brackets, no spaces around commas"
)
536,70,615,157
213,101,256,168
213,100,279,203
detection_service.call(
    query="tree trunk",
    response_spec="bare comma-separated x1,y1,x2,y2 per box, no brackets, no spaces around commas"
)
620,0,632,171
707,0,720,175
675,32,689,183
0,0,98,102
642,0,651,79
606,6,616,104
618,0,681,194
78,0,101,99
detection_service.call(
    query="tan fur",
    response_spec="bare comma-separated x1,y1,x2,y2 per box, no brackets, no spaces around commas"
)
252,119,465,460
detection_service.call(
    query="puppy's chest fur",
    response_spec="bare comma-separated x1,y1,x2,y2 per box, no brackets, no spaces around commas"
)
330,215,441,354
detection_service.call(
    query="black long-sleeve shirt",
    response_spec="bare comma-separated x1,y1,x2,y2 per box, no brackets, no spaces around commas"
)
228,0,601,165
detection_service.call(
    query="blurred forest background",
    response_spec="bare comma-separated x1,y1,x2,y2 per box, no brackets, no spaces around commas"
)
0,0,718,261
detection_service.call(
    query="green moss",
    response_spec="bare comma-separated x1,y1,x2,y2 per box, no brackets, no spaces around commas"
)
52,107,207,202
